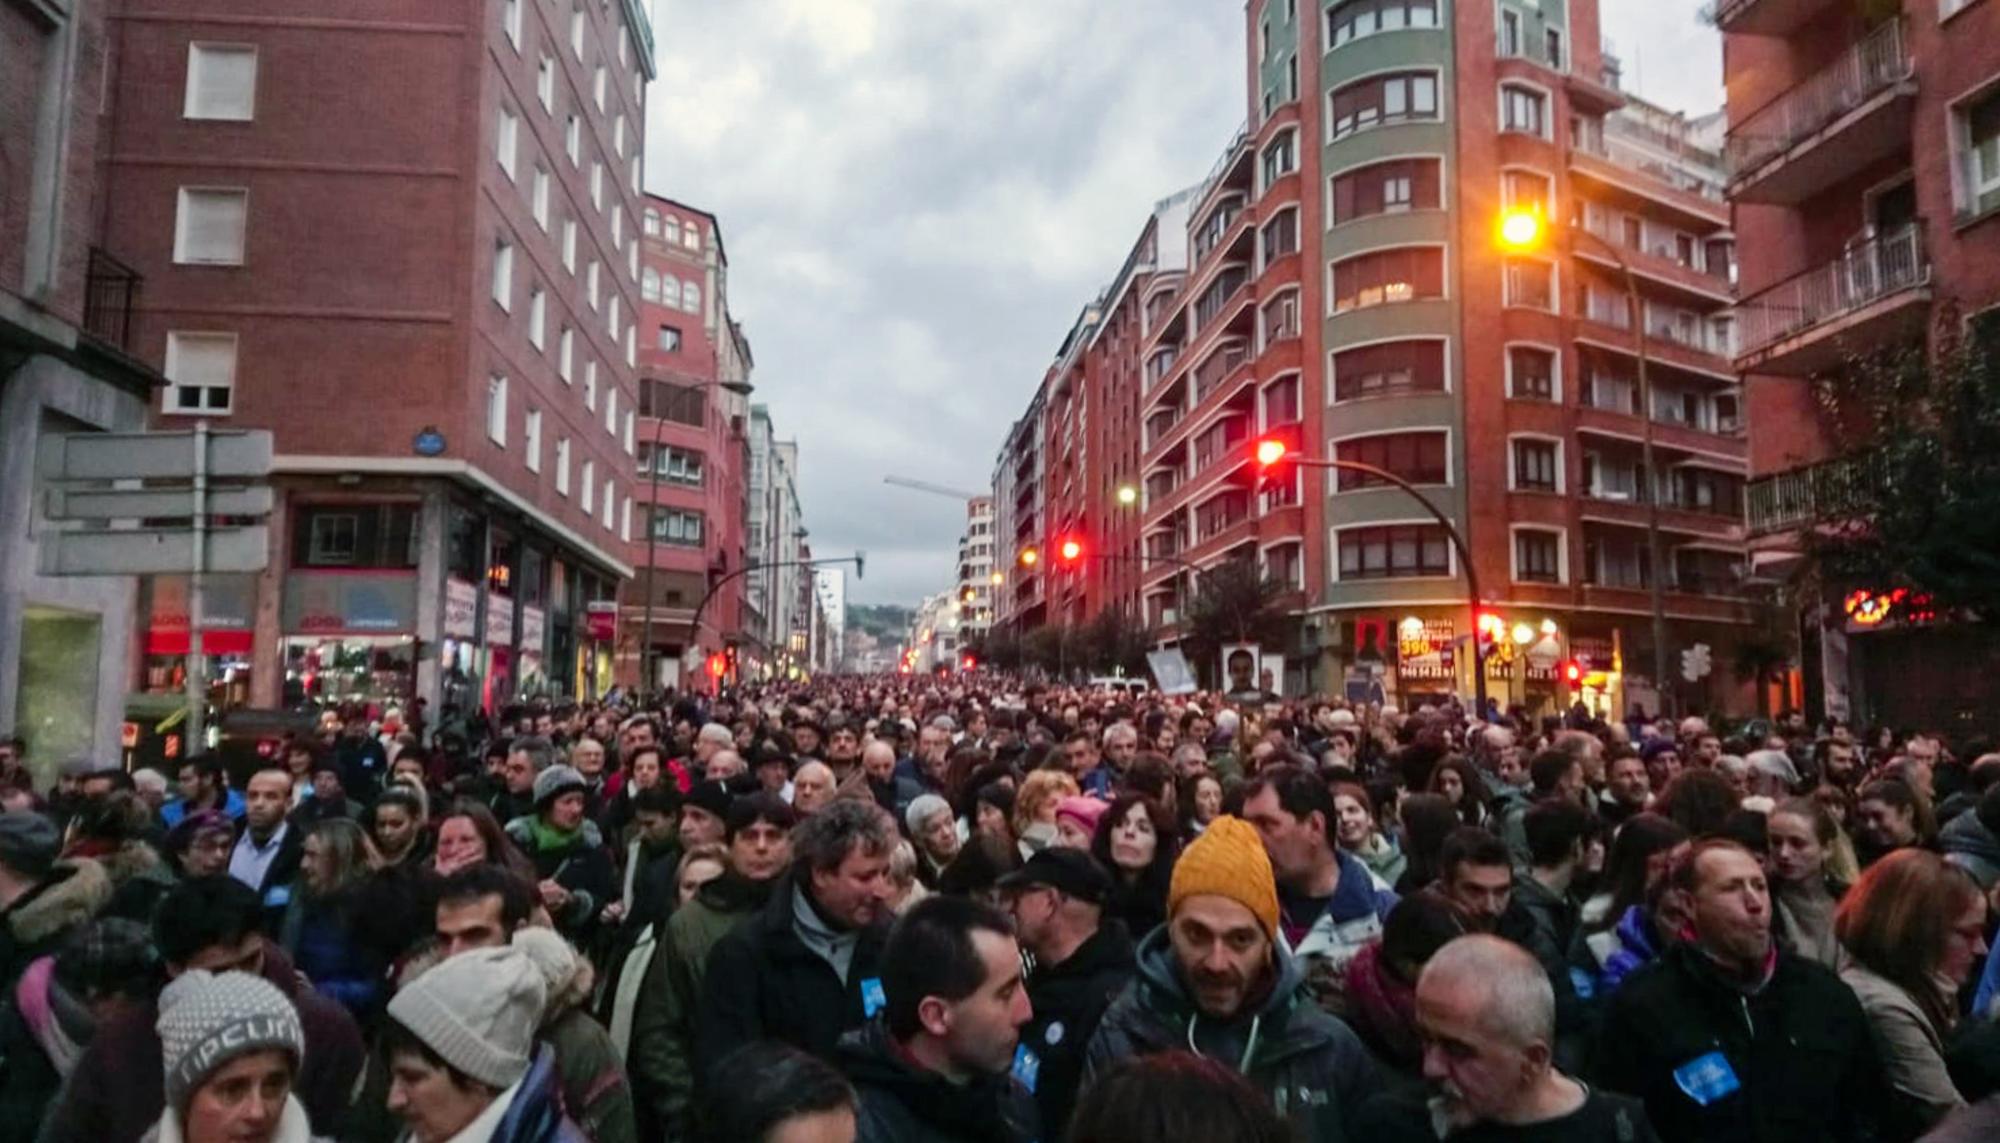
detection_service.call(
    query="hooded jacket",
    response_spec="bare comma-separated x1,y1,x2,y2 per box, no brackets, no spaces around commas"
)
1020,922,1135,1136
628,870,780,1139
1589,941,1887,1143
0,860,109,989
837,1020,1038,1143
1282,848,1398,1019
534,945,638,1143
425,1044,588,1143
1081,925,1379,1143
44,940,364,1143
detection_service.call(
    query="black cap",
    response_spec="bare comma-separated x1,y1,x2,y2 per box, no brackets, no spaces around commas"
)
682,781,734,822
996,847,1114,905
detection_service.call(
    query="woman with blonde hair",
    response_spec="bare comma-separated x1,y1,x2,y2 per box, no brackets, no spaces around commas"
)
1836,848,1989,1135
1012,770,1080,860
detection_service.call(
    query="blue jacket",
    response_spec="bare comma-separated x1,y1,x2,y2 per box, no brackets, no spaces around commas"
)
160,787,244,829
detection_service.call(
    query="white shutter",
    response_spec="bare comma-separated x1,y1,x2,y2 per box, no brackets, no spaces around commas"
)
175,189,248,264
185,44,257,121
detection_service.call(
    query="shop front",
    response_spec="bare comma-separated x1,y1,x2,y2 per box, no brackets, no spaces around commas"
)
280,571,419,715
141,574,258,716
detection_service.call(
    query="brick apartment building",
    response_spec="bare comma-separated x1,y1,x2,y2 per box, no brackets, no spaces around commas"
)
625,195,754,691
96,0,656,717
997,0,1758,714
1725,0,2000,728
1,0,166,780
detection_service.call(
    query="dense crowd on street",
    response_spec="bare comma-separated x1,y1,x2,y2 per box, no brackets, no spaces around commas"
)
0,677,1998,1142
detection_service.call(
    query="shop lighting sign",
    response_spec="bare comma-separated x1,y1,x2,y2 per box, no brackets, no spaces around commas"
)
1842,588,1938,631
1397,616,1456,681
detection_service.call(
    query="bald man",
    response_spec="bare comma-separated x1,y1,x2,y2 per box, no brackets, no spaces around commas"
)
860,739,921,821
1356,935,1660,1141
790,760,836,816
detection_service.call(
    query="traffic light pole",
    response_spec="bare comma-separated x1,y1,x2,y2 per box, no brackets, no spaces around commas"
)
683,554,863,696
1277,454,1488,718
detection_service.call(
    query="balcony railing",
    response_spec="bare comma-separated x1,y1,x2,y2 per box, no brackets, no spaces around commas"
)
1194,269,1250,331
1192,343,1249,403
1733,225,1928,359
1194,200,1245,263
1726,19,1910,176
1746,455,1877,535
1573,119,1728,202
82,247,141,351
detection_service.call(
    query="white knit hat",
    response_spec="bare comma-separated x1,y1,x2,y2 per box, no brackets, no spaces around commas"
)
388,947,544,1089
156,970,305,1110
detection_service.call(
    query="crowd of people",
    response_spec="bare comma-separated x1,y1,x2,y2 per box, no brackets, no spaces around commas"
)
0,680,1997,1142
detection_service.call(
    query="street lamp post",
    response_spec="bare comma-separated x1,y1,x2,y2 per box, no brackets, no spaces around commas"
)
1500,210,1671,714
1255,441,1489,717
685,553,864,695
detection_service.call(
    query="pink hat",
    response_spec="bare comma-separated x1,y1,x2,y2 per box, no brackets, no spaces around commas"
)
1055,795,1108,837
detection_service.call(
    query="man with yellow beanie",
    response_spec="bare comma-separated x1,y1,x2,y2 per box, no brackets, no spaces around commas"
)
1079,816,1378,1141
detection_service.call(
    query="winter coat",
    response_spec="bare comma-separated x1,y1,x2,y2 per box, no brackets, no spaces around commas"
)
1840,961,1965,1136
0,956,80,1143
43,941,365,1143
1342,939,1423,1076
503,817,616,938
694,874,889,1080
88,840,177,923
629,870,775,1140
838,1020,1038,1143
0,861,108,991
1772,877,1843,970
1346,832,1407,888
1281,848,1397,1019
1570,904,1666,1003
395,1045,587,1143
1941,812,2000,891
532,941,636,1143
1589,941,1888,1143
1081,925,1380,1143
1354,1083,1663,1142
159,788,244,829
1019,923,1134,1137
1502,873,1586,1047
277,890,386,1020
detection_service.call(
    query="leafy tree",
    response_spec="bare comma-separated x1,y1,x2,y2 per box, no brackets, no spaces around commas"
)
1181,557,1292,687
1079,608,1152,676
1805,329,2000,621
1022,625,1076,677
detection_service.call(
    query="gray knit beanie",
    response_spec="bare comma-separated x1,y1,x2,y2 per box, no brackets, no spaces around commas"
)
387,946,544,1089
532,764,586,810
156,970,305,1110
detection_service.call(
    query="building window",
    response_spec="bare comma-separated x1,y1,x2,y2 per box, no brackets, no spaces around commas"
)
1330,157,1441,223
641,268,661,303
682,281,701,312
644,380,706,426
1329,71,1438,140
581,459,595,514
503,0,521,48
646,445,705,486
1545,28,1565,70
497,106,519,180
1338,524,1450,579
1332,339,1446,400
1261,208,1299,263
658,324,682,352
565,115,581,165
1515,529,1562,583
491,237,513,310
1331,246,1444,312
1508,345,1556,400
659,273,681,309
532,167,550,230
294,506,419,569
644,209,661,236
528,285,546,349
164,331,237,413
306,514,358,565
1512,438,1560,491
614,113,627,158
590,160,604,210
683,222,701,251
612,208,624,248
184,43,257,121
605,388,618,436
570,6,586,58
587,260,601,310
537,54,555,111
1500,169,1553,214
1955,84,2000,217
1261,291,1301,344
562,218,577,272
1327,0,1439,46
555,438,571,495
558,326,574,382
1334,431,1448,489
584,359,598,410
652,508,704,546
1262,375,1301,425
602,479,616,530
1503,257,1555,310
607,294,621,341
173,188,248,265
623,410,634,455
1261,130,1297,187
595,65,608,112
525,408,542,472
1501,84,1548,138
486,375,508,444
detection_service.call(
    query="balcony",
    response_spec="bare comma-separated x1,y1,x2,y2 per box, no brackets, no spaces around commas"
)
1726,20,1916,206
82,248,141,352
1733,225,1930,375
1193,268,1250,331
1192,342,1250,405
1705,0,1837,39
1746,455,1876,537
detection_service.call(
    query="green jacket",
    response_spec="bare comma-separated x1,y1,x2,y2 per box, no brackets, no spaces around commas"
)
627,871,775,1138
545,1005,637,1143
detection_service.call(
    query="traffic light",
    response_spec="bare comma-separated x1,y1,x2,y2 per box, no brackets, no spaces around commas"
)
1254,438,1289,468
1058,537,1084,564
961,655,976,671
1564,659,1583,684
1252,435,1297,497
1476,612,1503,656
707,653,727,678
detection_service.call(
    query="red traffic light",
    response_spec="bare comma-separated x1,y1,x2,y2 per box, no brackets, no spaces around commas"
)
1058,538,1084,563
707,654,727,678
1563,659,1583,683
961,656,976,671
1254,438,1288,468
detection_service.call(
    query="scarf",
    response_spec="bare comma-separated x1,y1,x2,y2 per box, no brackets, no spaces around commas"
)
792,882,861,986
527,817,581,853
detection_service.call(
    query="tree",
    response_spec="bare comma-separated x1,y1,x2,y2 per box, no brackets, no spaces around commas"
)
1079,608,1152,676
1805,328,2000,622
1022,625,1076,677
1181,558,1292,687
979,628,1023,671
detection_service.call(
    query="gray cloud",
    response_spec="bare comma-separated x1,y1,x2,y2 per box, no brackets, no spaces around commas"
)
643,0,1243,605
1599,1,1723,116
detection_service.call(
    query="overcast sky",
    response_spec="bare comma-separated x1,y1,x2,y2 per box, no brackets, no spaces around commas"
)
642,0,1721,608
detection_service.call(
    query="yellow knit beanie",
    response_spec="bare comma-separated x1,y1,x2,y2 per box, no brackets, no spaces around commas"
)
1168,815,1280,939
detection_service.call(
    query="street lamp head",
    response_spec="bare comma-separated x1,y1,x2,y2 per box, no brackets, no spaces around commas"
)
1116,485,1139,507
1498,209,1546,252
990,571,1005,585
1019,547,1039,567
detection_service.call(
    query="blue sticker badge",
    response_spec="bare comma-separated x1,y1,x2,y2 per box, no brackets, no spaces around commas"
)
860,978,886,1018
1673,1051,1741,1107
1012,1044,1041,1093
264,885,291,909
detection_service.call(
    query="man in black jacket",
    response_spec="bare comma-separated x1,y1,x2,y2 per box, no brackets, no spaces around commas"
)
838,896,1038,1143
1590,839,1887,1143
1000,847,1134,1137
695,798,896,1072
228,767,304,932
